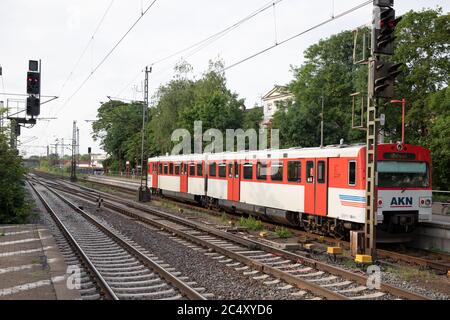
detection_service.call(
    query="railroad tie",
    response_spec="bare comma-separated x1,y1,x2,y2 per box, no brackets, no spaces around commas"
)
351,292,386,300
277,284,293,290
337,286,367,293
243,270,259,275
263,279,280,285
291,290,307,297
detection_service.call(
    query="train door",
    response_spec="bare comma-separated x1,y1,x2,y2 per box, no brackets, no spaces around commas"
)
227,161,240,201
180,162,188,193
304,160,315,214
151,162,158,189
314,158,328,216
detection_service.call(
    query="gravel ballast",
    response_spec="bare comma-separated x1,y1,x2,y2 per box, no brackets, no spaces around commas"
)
62,192,315,300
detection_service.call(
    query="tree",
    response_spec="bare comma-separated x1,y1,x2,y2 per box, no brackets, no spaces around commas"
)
0,133,30,223
148,77,196,154
393,8,449,144
273,7,448,188
149,59,245,154
177,60,244,138
425,87,450,190
243,105,263,131
392,8,449,189
92,100,144,172
274,30,366,148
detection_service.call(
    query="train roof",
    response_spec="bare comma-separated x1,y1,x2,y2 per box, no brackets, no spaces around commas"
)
149,143,366,162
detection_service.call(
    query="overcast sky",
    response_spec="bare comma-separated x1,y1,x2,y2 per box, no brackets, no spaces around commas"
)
0,0,447,157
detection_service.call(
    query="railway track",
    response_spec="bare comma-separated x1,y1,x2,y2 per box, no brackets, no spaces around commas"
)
79,174,450,275
30,173,430,300
28,177,207,300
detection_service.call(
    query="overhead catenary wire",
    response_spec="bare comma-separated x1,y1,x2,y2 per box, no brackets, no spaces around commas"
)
153,0,283,66
114,0,284,98
222,0,372,72
59,0,115,96
57,0,158,116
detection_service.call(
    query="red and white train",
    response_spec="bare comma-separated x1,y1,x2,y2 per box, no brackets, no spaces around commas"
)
148,143,432,241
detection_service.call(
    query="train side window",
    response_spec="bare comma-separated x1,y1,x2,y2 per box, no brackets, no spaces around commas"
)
256,161,267,180
218,163,226,178
271,161,283,181
189,163,195,176
174,164,180,175
209,162,217,177
169,163,173,175
287,161,301,182
306,161,314,183
234,162,239,178
164,164,168,175
197,163,203,176
243,163,253,179
159,163,162,174
183,163,187,175
348,161,356,186
228,163,233,178
317,161,325,183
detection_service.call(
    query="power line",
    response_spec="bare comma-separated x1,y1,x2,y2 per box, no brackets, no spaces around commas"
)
152,0,284,66
59,0,115,96
115,0,284,98
223,0,372,71
57,0,158,116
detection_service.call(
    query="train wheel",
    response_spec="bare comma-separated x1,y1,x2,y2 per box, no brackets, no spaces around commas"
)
303,220,313,233
331,224,345,240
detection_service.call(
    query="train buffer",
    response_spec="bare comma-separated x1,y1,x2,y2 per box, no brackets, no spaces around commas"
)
355,254,373,264
304,243,315,254
327,246,343,262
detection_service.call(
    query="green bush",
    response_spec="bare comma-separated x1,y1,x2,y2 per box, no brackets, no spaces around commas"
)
275,226,293,238
237,215,264,231
0,133,30,223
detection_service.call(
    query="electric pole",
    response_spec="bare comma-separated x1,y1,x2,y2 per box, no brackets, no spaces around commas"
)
76,127,80,166
138,66,152,202
70,121,77,182
320,95,324,148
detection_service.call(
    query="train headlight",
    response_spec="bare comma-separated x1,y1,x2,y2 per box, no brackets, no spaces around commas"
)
377,198,383,208
419,197,432,208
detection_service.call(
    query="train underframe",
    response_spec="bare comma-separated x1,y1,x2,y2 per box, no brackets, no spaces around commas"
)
152,188,419,243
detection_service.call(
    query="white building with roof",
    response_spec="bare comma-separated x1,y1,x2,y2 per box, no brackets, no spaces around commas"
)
261,85,295,127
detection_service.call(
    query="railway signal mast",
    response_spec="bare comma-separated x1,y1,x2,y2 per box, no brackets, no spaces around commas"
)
365,0,402,258
26,60,41,117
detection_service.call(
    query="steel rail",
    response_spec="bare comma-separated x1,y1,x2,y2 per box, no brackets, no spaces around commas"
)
34,178,206,300
80,175,450,275
31,176,348,300
100,196,431,300
28,181,118,300
33,173,432,299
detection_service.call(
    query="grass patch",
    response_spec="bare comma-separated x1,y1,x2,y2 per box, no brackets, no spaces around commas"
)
220,213,230,224
0,232,4,237
384,265,438,282
237,216,264,231
274,226,293,238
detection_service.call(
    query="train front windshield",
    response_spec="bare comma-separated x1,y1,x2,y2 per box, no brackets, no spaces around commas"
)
378,161,429,188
